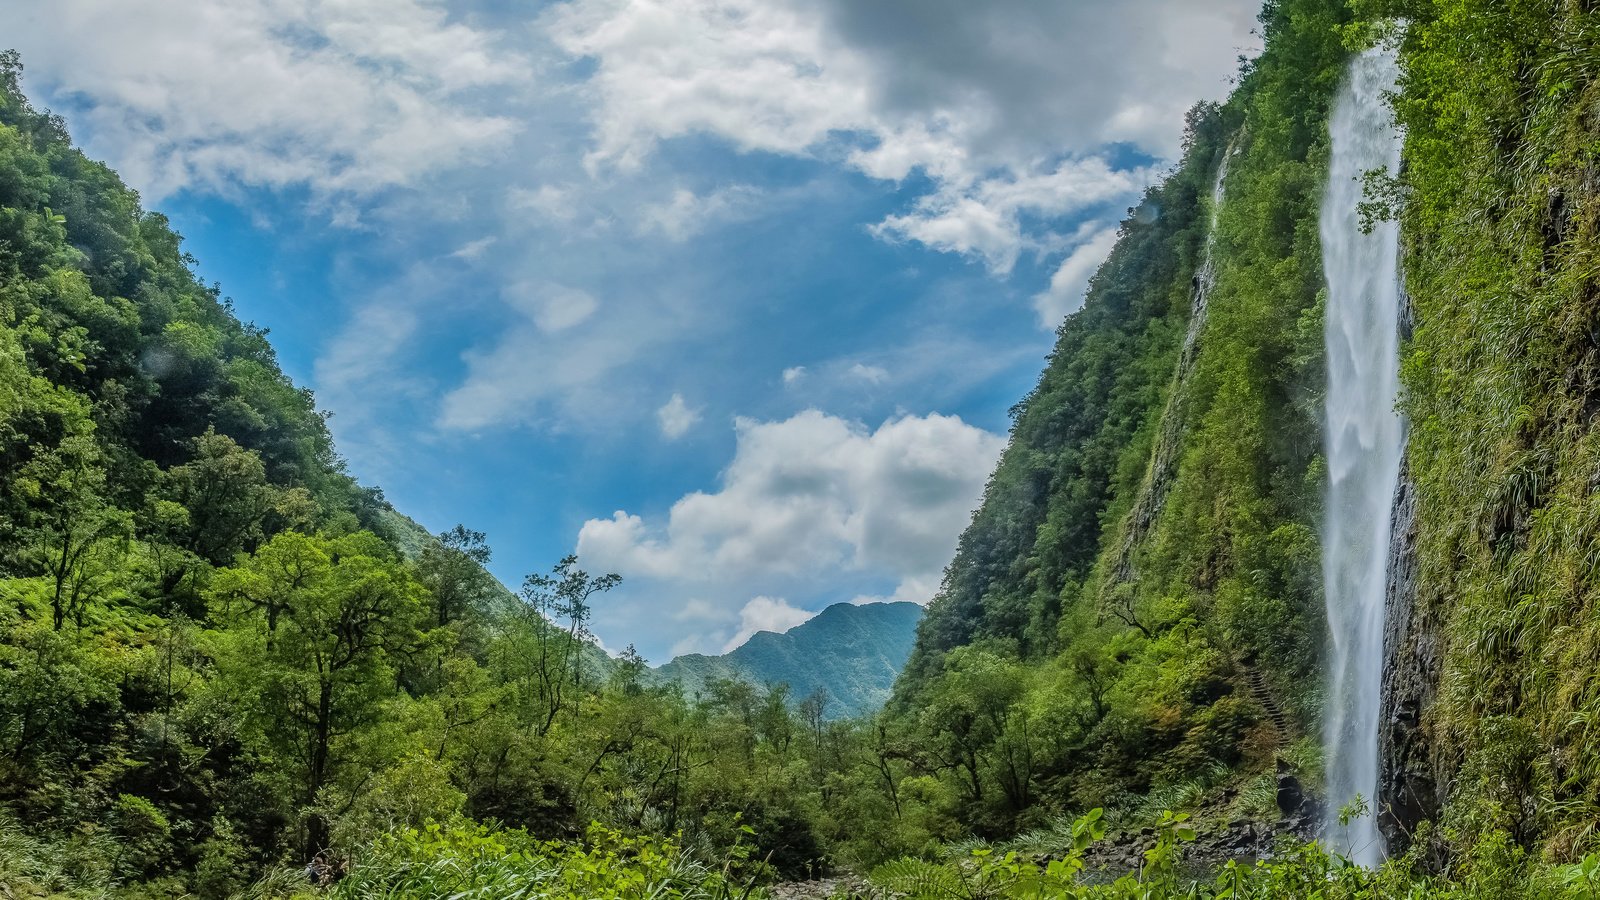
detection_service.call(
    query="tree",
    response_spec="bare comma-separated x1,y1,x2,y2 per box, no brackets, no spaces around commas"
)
14,433,129,629
162,427,279,565
518,556,619,736
417,524,494,630
211,530,428,856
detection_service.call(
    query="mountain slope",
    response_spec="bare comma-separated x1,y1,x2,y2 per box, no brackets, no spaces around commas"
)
653,601,922,718
886,0,1349,831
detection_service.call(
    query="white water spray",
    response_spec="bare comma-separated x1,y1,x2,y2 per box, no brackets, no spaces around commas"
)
1320,44,1404,867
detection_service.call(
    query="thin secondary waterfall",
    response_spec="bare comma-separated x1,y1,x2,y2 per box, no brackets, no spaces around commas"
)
1106,143,1232,586
1320,44,1404,867
1186,143,1233,346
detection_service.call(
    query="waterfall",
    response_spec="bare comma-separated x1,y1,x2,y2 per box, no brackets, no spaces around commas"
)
1320,44,1404,866
1183,143,1232,348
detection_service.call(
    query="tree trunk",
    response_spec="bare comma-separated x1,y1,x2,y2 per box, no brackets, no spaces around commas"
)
306,680,333,858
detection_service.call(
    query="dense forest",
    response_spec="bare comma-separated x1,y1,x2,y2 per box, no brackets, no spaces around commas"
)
9,0,1600,896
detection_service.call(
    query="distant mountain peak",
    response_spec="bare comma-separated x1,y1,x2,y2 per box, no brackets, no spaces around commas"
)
650,601,923,718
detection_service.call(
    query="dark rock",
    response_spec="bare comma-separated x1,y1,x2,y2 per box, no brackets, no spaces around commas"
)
1377,464,1447,861
1275,759,1312,817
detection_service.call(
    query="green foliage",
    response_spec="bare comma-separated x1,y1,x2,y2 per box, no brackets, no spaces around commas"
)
1380,0,1600,867
318,822,744,900
867,807,1600,900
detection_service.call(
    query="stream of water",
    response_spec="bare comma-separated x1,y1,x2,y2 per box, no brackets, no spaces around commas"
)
1320,43,1405,867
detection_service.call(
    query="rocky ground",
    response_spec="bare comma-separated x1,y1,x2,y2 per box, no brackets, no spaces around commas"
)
1079,812,1318,883
773,763,1324,897
1082,761,1320,880
767,875,872,899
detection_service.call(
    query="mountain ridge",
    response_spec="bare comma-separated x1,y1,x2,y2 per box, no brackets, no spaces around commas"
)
651,600,922,718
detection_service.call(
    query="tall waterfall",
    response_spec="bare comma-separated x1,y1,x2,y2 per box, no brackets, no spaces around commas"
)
1320,44,1404,866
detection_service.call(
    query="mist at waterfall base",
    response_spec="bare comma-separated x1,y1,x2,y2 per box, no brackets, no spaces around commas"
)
1320,44,1405,867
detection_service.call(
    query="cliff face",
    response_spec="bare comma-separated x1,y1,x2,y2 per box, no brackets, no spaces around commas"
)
1377,463,1442,856
1378,0,1600,861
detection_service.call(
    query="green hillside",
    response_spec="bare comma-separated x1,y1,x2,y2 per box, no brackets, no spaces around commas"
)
652,601,922,719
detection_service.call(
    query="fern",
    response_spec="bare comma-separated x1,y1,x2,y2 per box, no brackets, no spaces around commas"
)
869,858,974,899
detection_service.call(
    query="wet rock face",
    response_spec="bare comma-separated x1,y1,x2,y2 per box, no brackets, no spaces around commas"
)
1377,465,1445,857
1275,758,1318,823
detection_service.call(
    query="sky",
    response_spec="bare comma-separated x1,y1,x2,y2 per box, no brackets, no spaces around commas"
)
3,0,1260,663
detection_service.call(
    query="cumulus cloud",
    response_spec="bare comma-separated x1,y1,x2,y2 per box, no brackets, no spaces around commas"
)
872,159,1154,274
545,0,871,173
8,0,529,200
722,597,816,652
849,573,940,607
782,366,807,385
656,393,701,439
578,409,1004,651
1033,225,1122,326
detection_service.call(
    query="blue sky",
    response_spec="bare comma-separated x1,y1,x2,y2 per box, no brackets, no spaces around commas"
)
6,0,1258,662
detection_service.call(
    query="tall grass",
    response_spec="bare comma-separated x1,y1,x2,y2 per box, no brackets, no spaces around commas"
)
0,810,118,899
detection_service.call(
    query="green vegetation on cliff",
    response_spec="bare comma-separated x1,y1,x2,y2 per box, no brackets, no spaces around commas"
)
888,0,1348,835
1377,0,1600,869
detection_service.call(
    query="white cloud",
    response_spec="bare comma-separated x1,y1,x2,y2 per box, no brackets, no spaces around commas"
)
849,573,940,607
510,185,583,223
1033,225,1122,326
638,186,761,241
656,393,701,439
722,596,816,652
578,409,1004,650
848,363,889,385
546,0,1254,270
506,282,600,333
782,366,807,385
872,159,1153,274
8,0,529,200
545,0,873,173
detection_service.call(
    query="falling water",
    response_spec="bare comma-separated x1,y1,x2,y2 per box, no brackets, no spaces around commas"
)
1108,143,1233,585
1320,44,1404,867
1187,143,1233,345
